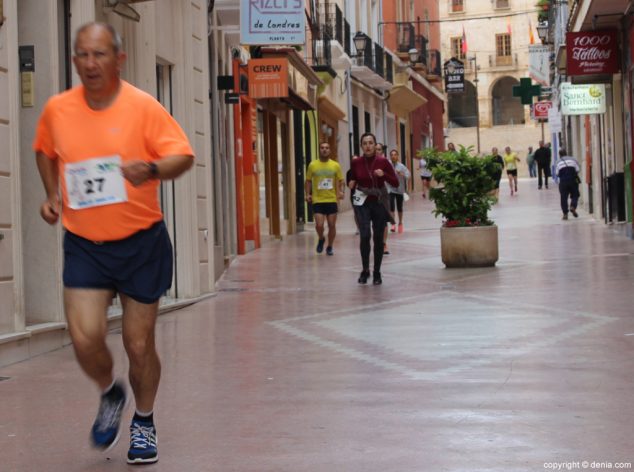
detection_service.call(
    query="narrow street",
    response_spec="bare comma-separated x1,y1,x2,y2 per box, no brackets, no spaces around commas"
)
1,179,634,472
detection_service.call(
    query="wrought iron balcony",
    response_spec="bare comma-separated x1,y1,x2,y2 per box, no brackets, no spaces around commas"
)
397,23,416,53
427,49,441,77
350,36,392,91
317,2,353,68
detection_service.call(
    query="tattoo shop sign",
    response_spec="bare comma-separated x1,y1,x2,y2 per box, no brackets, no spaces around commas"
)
566,30,620,76
560,83,606,115
240,0,305,45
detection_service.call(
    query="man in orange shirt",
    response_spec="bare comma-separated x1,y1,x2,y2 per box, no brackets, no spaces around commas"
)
33,23,193,465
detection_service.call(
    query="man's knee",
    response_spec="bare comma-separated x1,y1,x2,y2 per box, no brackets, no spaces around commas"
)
124,335,155,364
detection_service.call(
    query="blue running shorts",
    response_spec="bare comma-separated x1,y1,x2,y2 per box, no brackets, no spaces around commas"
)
63,221,173,304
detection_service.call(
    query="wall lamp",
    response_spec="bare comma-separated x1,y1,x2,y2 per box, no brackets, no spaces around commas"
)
353,31,369,57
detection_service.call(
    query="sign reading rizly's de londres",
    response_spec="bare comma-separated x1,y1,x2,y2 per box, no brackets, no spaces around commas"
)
560,83,606,115
240,0,305,45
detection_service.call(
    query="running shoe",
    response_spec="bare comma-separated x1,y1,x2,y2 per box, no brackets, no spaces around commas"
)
562,214,568,220
127,419,158,464
390,225,396,233
373,272,382,285
383,244,389,255
326,246,334,256
358,270,370,284
316,238,325,253
91,381,127,450
571,209,578,218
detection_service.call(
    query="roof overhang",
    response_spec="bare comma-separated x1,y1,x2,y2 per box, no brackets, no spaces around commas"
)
570,0,630,32
387,85,427,116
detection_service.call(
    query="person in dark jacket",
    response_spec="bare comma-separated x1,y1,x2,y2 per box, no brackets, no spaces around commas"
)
490,147,504,201
533,140,551,189
348,133,399,285
556,148,581,220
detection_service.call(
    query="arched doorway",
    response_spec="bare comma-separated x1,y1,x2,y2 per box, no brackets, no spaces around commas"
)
491,77,525,125
448,81,477,128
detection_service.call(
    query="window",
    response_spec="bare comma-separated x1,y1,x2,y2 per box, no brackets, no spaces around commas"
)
451,36,465,60
496,33,512,65
494,0,510,8
450,0,464,13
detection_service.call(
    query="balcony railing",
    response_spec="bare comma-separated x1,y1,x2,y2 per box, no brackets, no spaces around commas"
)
427,49,441,76
397,23,416,53
415,35,428,66
374,42,385,78
311,29,333,70
319,3,351,56
385,53,393,83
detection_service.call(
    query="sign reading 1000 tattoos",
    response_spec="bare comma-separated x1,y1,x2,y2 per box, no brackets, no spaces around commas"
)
240,0,305,45
443,58,465,94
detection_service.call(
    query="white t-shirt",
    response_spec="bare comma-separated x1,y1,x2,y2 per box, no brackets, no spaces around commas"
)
419,158,432,178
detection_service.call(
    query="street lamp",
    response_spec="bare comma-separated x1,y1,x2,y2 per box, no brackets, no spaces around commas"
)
353,32,369,57
536,21,549,44
468,55,481,154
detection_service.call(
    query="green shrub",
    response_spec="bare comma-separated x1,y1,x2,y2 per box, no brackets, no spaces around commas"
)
417,145,501,227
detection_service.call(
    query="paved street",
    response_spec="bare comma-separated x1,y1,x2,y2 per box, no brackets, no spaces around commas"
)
1,179,634,472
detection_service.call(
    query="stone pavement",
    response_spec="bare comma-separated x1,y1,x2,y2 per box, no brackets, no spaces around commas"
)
1,179,634,472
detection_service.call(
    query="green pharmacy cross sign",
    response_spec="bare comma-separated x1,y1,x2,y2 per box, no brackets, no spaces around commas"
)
513,78,542,105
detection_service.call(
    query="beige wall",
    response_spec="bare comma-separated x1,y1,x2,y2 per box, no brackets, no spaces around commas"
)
440,0,538,129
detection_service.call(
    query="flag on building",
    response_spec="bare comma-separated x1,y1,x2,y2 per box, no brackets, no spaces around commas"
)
529,20,535,44
461,26,468,55
507,17,512,35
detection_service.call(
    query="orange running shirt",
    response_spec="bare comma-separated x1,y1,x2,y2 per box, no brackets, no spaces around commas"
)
33,81,194,241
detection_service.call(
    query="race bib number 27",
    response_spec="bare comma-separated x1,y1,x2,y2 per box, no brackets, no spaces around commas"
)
64,156,128,210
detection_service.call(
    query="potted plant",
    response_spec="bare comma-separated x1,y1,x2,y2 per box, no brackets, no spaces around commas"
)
417,145,501,268
536,0,549,23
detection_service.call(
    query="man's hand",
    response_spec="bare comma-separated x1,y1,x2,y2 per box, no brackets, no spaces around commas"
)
337,191,345,200
121,160,154,186
40,195,60,225
374,169,385,177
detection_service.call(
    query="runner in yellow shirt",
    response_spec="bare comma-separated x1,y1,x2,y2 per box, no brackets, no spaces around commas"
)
503,146,521,196
305,142,344,255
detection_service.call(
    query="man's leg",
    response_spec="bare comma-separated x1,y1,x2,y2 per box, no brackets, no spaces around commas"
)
538,164,543,188
120,295,161,414
326,213,337,248
65,288,116,389
313,213,326,253
65,287,126,450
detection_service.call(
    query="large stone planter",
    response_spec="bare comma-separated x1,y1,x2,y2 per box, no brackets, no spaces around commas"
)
440,225,498,268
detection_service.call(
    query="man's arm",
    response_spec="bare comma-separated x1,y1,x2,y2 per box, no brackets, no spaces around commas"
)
121,154,194,187
35,152,61,224
304,179,312,203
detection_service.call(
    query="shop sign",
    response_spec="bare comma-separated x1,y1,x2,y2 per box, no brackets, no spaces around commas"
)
548,107,562,133
560,83,606,115
240,0,305,45
443,58,464,94
529,45,551,86
247,58,289,98
566,30,620,76
533,100,552,120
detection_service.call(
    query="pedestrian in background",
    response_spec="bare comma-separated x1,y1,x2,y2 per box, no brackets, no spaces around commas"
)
418,154,432,199
503,146,520,196
526,146,536,178
387,149,410,234
490,147,504,201
534,140,551,189
556,148,581,220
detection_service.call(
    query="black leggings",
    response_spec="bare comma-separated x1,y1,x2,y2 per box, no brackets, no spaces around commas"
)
353,200,388,273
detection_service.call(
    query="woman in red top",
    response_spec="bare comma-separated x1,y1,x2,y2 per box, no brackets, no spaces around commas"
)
348,133,399,285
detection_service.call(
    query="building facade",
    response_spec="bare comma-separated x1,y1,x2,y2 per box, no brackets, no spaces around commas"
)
440,0,542,164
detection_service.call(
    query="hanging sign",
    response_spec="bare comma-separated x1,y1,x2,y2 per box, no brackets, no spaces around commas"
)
533,100,552,120
566,30,620,76
529,45,551,86
240,0,305,45
443,58,464,94
560,83,606,115
247,58,289,98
